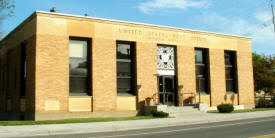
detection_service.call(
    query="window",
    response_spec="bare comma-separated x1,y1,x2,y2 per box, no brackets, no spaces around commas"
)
7,51,11,98
1,59,5,92
116,41,135,95
20,42,26,97
69,38,91,96
225,51,237,93
14,68,17,89
0,61,2,94
195,48,209,94
3,66,6,93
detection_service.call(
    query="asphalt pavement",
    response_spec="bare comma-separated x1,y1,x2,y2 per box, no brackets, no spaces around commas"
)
1,110,275,138
29,116,275,138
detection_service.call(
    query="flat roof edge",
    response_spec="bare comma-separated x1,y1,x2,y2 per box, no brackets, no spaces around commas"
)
0,12,37,43
35,10,252,40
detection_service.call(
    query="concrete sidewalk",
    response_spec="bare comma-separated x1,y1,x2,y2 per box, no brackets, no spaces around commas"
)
1,110,275,138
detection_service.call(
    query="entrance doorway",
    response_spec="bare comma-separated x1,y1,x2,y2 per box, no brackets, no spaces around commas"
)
158,75,176,106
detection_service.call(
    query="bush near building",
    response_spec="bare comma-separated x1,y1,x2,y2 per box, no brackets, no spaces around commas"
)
151,110,169,118
217,104,234,113
257,98,266,108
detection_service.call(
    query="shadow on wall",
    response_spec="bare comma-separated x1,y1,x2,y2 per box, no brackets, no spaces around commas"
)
0,111,35,121
137,100,145,115
224,94,236,104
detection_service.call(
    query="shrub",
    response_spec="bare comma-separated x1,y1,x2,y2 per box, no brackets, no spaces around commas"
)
217,104,234,113
272,97,275,107
151,110,169,118
257,98,266,108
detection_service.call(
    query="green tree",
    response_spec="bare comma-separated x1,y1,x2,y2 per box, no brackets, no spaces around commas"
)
0,0,14,38
253,53,275,94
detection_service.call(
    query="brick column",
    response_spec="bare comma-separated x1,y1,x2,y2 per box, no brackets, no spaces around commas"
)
35,35,69,112
177,46,196,106
92,38,117,111
136,42,158,112
210,49,226,106
237,40,255,108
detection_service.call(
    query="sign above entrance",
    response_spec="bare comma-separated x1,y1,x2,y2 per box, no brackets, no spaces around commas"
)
157,70,175,76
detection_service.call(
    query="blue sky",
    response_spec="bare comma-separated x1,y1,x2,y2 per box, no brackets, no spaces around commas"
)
1,0,275,54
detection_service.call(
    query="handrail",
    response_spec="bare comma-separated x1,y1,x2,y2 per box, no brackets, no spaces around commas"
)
159,92,175,105
181,92,196,106
181,92,196,95
153,92,175,105
153,92,196,106
152,93,159,105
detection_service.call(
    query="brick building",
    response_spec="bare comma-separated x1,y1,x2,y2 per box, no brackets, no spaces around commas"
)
0,11,255,120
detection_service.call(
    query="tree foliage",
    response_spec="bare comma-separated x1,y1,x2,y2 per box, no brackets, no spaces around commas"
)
0,0,14,17
253,53,275,94
0,0,14,37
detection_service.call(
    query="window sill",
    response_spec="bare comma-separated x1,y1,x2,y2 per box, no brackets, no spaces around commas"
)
117,93,136,97
69,96,92,98
197,93,210,96
69,93,90,97
226,92,238,94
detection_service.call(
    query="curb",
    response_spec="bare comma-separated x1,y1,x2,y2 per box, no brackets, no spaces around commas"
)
1,111,275,138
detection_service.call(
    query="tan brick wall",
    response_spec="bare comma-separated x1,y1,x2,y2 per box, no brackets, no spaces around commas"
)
7,45,21,112
0,15,37,118
196,94,211,105
69,97,92,112
0,55,7,111
136,42,158,110
224,93,238,105
0,16,37,53
35,34,69,112
1,12,255,120
92,38,117,111
237,40,255,106
209,49,226,106
26,35,36,113
0,35,36,119
177,46,196,106
117,96,136,111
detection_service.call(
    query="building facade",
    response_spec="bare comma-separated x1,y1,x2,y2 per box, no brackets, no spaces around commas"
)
0,11,255,120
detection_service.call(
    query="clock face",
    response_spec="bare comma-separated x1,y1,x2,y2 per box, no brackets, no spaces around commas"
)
157,46,174,69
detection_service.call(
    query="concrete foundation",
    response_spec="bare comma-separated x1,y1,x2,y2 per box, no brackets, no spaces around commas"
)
34,111,138,121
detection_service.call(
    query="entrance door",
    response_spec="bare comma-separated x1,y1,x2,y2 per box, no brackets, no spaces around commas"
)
158,76,176,105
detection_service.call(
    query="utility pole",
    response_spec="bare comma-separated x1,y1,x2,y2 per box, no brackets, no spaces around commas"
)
241,1,275,36
271,3,275,33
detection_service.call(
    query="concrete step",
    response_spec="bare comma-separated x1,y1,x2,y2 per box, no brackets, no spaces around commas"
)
166,106,199,113
166,106,203,117
166,108,198,112
167,110,199,114
169,111,203,115
169,111,204,117
167,106,195,110
144,105,203,117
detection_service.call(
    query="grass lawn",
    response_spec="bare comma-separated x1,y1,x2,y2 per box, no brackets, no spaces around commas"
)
208,108,275,113
0,116,155,126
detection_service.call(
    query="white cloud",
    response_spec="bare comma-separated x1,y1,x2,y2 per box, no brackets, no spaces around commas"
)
201,12,229,27
201,11,275,53
254,10,272,21
138,0,210,14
